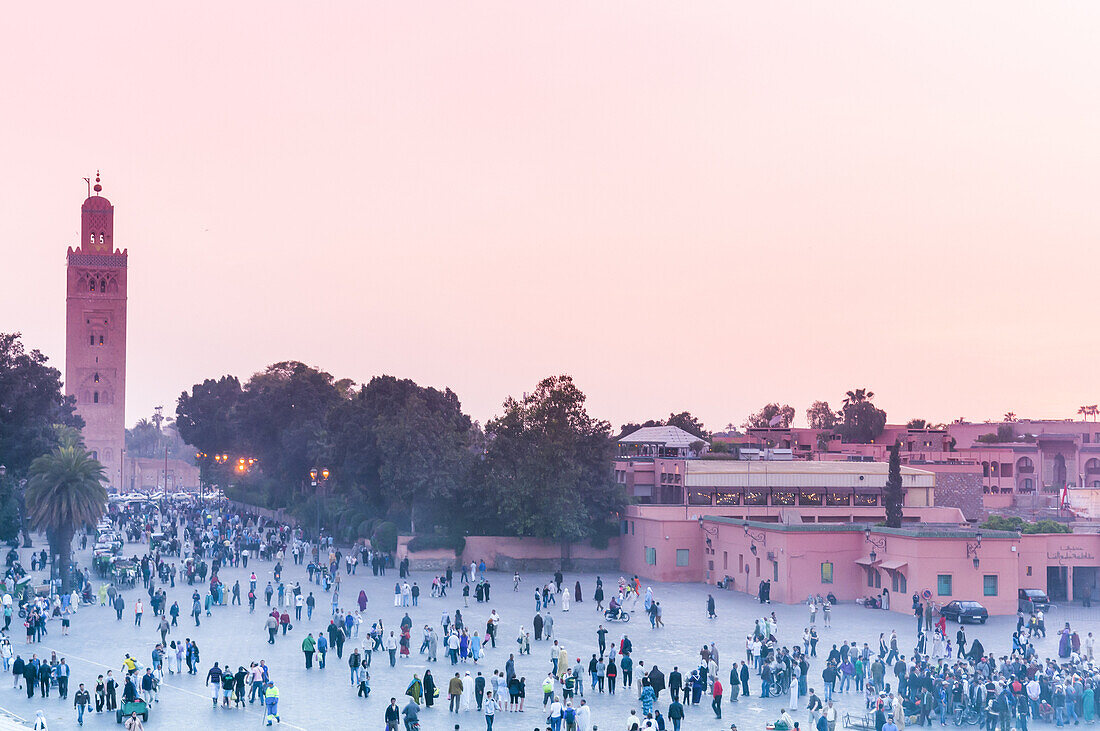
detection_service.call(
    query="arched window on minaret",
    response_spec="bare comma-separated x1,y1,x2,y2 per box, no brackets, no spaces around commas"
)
89,334,95,346
93,373,100,383
99,233,104,245
100,279,106,293
89,233,95,246
89,279,97,292
93,391,99,404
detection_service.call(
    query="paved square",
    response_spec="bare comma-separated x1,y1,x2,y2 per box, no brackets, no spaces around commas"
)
2,532,1097,731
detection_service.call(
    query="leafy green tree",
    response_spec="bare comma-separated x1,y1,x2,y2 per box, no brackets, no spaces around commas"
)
176,376,243,448
837,388,887,443
327,376,476,533
26,445,107,592
234,362,341,507
0,333,83,479
742,404,795,430
906,418,928,429
371,521,399,553
884,442,903,528
806,401,837,430
0,333,84,545
664,412,708,440
478,375,627,546
976,424,1016,444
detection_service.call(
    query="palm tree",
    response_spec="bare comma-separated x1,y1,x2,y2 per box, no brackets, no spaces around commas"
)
1003,412,1017,423
1079,405,1090,422
26,446,107,593
1090,406,1099,422
843,389,875,407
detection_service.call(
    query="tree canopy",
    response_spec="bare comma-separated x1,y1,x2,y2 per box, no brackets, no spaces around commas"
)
836,388,887,443
475,375,627,544
176,365,624,545
742,403,795,430
0,333,83,479
806,401,837,430
327,375,477,533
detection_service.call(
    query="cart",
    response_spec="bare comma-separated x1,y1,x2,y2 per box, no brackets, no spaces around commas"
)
116,698,149,724
112,560,138,588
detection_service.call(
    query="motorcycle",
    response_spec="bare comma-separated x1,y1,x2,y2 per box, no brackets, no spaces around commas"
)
603,608,630,622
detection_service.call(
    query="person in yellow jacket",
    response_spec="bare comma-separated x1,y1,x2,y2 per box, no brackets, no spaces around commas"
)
264,682,280,725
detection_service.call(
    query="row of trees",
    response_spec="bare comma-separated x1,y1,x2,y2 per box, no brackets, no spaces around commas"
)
738,388,888,443
176,364,627,546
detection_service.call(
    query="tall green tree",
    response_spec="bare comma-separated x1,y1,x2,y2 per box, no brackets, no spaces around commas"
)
664,412,708,440
0,333,83,479
234,362,341,507
327,376,476,533
176,376,244,456
26,445,107,592
884,441,903,528
0,333,84,545
837,388,887,443
806,401,837,430
477,375,627,546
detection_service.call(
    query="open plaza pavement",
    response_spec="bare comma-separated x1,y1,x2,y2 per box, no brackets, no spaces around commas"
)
3,533,1098,730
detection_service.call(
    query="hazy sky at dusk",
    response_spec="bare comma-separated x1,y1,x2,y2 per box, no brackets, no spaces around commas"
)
4,2,1100,431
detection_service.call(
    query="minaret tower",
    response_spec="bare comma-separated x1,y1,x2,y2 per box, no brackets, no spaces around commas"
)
65,173,127,488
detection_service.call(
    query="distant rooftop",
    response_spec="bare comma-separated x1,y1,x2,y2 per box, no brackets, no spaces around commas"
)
619,426,708,448
684,460,931,477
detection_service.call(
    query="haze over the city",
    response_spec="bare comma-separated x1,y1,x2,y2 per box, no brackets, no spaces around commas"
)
4,1,1100,429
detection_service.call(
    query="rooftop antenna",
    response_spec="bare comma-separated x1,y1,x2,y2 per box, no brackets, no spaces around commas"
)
83,177,91,198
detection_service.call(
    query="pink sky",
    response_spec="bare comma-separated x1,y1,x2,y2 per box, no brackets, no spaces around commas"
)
4,2,1100,431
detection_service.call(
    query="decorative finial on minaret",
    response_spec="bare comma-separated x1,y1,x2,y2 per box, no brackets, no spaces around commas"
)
93,171,102,195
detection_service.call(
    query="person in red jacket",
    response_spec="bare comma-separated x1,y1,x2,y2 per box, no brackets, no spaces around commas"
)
712,678,724,718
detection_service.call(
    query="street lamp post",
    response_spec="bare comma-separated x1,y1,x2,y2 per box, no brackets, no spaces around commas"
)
211,450,228,501
310,468,330,543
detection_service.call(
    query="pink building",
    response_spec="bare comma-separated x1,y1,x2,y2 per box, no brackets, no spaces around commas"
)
619,513,1100,614
65,175,128,489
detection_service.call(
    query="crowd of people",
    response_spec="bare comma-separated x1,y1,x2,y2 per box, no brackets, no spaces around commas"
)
0,496,1094,731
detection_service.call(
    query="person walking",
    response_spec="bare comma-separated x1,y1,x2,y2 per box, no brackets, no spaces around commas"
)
449,672,464,712
713,678,724,719
385,698,400,731
484,690,499,729
302,633,316,669
74,683,90,726
263,682,280,726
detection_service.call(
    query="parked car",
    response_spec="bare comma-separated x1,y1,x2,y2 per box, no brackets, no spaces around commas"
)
1019,588,1051,613
940,600,988,624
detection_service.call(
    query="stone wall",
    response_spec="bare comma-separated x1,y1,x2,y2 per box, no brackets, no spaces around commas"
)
398,535,620,572
932,472,984,521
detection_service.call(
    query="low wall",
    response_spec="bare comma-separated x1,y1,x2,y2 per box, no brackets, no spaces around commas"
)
225,500,299,527
397,535,620,573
